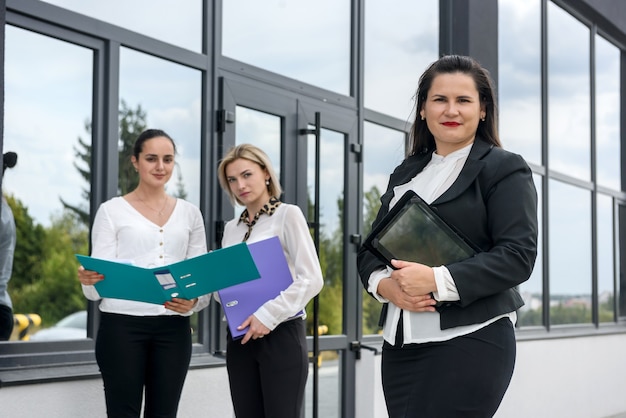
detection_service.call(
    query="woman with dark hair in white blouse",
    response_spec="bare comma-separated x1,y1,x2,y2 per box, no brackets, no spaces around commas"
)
78,129,209,418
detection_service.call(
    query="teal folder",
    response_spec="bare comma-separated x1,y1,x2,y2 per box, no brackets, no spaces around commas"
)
76,242,261,305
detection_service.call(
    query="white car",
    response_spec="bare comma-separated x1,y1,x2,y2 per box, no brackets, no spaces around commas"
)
29,310,87,341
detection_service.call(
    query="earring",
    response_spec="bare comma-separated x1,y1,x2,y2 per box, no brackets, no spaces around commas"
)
421,116,425,121
265,179,270,186
481,117,485,122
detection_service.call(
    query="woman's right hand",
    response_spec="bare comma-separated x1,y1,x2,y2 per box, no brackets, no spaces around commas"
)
77,266,104,286
377,277,437,313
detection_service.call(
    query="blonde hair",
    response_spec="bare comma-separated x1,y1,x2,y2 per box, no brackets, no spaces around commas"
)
217,144,283,206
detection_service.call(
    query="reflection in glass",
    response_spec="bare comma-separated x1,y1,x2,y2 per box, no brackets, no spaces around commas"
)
120,47,202,341
548,179,591,325
233,106,282,216
597,194,615,323
547,3,590,180
518,175,543,327
615,202,626,318
307,129,345,336
498,0,542,164
364,0,438,120
234,107,281,171
40,0,202,52
362,122,406,217
362,122,405,334
305,350,341,418
222,0,350,95
3,26,92,341
120,47,202,207
595,35,621,190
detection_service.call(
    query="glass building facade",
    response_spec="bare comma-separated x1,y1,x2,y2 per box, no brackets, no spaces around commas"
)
1,1,625,417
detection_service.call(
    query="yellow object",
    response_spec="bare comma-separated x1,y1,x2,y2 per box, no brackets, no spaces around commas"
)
13,313,42,341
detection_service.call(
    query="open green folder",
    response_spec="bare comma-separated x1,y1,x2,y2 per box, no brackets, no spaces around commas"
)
76,242,261,305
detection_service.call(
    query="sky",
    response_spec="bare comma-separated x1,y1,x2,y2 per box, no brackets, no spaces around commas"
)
2,0,622,297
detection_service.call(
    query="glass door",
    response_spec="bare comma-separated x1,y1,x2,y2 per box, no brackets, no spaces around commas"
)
217,76,360,418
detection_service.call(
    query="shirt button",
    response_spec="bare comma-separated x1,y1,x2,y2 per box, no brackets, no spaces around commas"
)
159,242,163,246
159,255,163,259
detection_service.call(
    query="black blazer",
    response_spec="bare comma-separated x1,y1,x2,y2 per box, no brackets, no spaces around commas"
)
357,137,538,330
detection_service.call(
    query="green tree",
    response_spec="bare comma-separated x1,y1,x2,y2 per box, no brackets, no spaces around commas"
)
305,185,386,336
61,101,147,225
60,119,92,225
5,194,45,290
13,210,88,325
117,100,147,195
363,186,382,238
62,101,189,225
361,186,384,335
173,162,188,200
518,306,542,326
7,195,87,325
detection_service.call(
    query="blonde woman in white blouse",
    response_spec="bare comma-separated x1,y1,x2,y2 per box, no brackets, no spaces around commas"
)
78,129,209,418
217,144,323,418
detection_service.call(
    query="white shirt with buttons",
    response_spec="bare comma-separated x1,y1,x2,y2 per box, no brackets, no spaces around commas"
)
221,203,323,330
368,143,515,344
81,196,210,316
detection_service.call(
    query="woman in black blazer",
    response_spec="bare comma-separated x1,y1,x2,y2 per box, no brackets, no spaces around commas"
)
357,55,538,418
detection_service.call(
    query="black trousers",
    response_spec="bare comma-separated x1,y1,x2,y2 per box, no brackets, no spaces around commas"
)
95,312,192,418
226,318,308,418
0,304,13,341
382,318,516,418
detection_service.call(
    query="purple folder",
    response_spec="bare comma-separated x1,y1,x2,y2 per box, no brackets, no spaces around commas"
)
218,236,303,339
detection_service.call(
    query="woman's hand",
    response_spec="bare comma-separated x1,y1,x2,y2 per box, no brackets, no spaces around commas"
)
375,259,438,313
378,277,437,312
390,259,437,297
164,298,198,314
77,266,104,286
239,314,270,345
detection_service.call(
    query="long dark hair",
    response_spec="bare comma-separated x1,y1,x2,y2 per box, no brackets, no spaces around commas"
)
409,55,500,155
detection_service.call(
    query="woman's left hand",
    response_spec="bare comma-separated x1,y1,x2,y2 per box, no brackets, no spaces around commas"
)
390,259,437,297
239,315,270,345
164,297,198,314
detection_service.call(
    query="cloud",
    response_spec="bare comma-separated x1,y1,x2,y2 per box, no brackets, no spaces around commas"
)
41,0,202,51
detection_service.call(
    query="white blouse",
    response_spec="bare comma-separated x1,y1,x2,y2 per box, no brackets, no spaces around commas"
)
81,196,210,316
368,143,515,344
221,203,323,330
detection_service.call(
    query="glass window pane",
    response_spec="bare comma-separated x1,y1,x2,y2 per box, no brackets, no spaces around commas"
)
549,179,592,325
305,350,341,418
518,174,543,327
362,122,405,334
40,0,202,52
595,35,621,190
233,106,282,215
597,194,615,322
120,47,202,206
498,0,542,165
615,202,626,318
548,3,590,180
3,26,92,341
308,129,345,336
364,0,438,120
222,1,350,95
119,48,202,341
